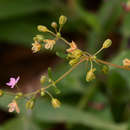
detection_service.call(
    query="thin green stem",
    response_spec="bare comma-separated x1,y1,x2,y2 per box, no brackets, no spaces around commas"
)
44,57,86,90
48,30,70,46
96,58,130,71
23,57,86,97
60,37,70,46
59,25,63,33
90,60,93,70
93,47,104,56
48,30,56,37
45,91,54,99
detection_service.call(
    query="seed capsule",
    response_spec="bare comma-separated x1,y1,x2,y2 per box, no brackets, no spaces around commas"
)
51,22,57,29
51,98,61,108
37,25,49,32
102,39,112,49
86,68,96,82
26,100,34,110
59,15,67,25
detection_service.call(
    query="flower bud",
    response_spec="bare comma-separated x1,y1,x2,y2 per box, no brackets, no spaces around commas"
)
32,41,42,53
17,92,23,97
102,39,112,49
40,88,45,96
86,68,96,82
15,96,19,100
37,25,49,32
72,49,83,59
33,35,44,42
66,41,78,53
40,75,46,84
67,53,74,59
0,89,3,96
69,58,79,66
56,32,61,38
123,58,130,66
59,15,67,25
102,65,109,74
26,100,34,110
51,22,57,28
51,98,61,108
15,92,23,99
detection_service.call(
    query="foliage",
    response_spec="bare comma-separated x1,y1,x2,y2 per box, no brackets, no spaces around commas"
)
0,0,130,130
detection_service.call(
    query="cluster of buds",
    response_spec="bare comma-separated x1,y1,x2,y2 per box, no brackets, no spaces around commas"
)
44,39,56,50
85,39,112,82
40,72,61,108
67,41,83,66
32,15,67,53
2,15,130,115
32,40,42,53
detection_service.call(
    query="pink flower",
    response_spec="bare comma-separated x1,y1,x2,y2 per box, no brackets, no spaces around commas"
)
6,76,20,88
8,100,20,113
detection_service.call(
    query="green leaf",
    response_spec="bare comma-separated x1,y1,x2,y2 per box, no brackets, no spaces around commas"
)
0,116,42,130
121,13,130,37
48,67,53,79
98,0,122,34
32,99,127,130
74,0,101,32
52,62,85,94
0,0,56,20
56,51,67,59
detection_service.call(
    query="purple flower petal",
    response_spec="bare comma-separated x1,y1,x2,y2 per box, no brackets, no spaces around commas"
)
6,82,12,86
6,76,20,88
15,76,20,83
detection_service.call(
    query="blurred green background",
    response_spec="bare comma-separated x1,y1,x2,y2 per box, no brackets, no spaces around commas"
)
0,0,130,130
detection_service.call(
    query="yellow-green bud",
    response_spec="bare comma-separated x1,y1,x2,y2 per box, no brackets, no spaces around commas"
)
67,53,74,59
102,65,109,74
40,88,45,96
86,68,96,82
26,100,34,110
69,58,79,66
0,90,3,96
33,35,44,42
51,98,61,108
51,22,57,28
56,32,61,38
15,95,19,100
17,92,23,97
102,39,112,49
40,75,46,84
37,25,49,32
59,15,67,25
15,92,23,99
72,49,83,59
